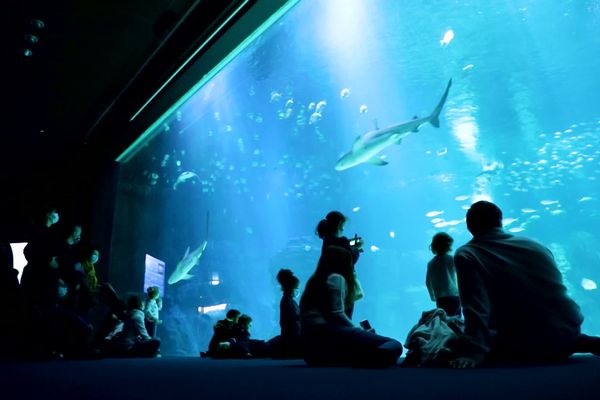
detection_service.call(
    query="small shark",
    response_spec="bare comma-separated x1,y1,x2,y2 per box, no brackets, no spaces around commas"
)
335,79,452,171
167,240,208,285
172,171,199,191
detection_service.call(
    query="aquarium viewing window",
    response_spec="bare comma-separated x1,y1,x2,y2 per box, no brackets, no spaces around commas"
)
112,0,600,355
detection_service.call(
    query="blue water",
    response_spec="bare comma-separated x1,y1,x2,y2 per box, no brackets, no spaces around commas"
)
114,0,600,355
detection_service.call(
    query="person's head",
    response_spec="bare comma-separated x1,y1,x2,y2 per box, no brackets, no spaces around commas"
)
466,201,503,237
276,268,300,295
49,255,59,270
127,295,144,311
226,309,241,323
147,286,160,299
43,205,60,228
430,232,454,255
316,211,346,239
81,245,100,264
237,314,252,331
57,278,68,299
65,223,82,245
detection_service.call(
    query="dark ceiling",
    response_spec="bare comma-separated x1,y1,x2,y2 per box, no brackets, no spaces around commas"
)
2,0,265,171
1,0,258,236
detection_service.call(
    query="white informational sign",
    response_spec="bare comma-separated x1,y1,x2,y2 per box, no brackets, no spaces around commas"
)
144,254,166,295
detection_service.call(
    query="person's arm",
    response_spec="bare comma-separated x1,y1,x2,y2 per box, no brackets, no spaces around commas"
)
452,250,491,367
425,261,436,302
326,274,355,327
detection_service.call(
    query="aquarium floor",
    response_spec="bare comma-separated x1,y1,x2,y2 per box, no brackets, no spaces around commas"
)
1,355,599,399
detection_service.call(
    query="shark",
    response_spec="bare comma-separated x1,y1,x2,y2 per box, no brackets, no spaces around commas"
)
334,79,452,171
167,240,208,285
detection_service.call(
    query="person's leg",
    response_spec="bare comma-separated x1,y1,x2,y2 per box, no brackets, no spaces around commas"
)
436,297,461,317
131,339,160,357
334,326,403,367
145,320,157,338
574,334,600,356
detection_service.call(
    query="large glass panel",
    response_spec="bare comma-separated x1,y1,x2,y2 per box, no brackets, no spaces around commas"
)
114,0,600,355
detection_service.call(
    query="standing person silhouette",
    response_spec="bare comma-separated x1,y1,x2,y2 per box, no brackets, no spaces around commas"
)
426,232,461,317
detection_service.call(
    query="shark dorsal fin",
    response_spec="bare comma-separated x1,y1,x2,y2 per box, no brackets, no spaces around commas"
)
412,115,418,120
184,246,190,258
352,135,364,152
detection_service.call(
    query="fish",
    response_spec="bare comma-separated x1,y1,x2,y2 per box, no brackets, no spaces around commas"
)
540,200,559,206
173,171,199,190
426,210,444,217
581,278,597,291
167,241,208,285
335,79,452,171
440,29,454,47
502,218,519,226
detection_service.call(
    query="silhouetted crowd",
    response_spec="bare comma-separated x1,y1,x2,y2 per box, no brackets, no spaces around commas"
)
0,205,161,360
2,201,600,367
202,202,600,368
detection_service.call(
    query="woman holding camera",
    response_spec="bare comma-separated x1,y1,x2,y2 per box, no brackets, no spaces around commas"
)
316,211,364,318
300,246,403,367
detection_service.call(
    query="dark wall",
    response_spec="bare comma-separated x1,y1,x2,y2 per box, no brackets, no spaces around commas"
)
0,147,119,282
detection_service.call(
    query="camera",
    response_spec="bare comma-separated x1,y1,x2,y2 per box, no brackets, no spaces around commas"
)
359,320,372,330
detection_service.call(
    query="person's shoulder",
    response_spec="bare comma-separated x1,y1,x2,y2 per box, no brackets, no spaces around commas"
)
442,253,455,263
130,309,144,319
454,242,481,261
508,235,549,252
454,243,471,255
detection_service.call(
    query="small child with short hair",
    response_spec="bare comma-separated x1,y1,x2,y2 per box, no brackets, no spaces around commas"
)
426,232,461,317
144,286,162,338
107,295,161,358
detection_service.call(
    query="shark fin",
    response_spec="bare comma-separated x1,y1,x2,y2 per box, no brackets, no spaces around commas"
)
184,246,190,258
412,115,418,120
181,273,194,281
367,156,388,166
429,78,452,128
411,127,419,133
393,135,403,145
373,119,379,130
351,136,364,152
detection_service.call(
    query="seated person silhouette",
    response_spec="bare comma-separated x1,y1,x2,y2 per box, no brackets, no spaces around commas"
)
300,246,402,367
266,269,302,359
204,309,240,358
451,201,600,368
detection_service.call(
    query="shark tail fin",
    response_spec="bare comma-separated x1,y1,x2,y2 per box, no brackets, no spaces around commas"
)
429,78,452,128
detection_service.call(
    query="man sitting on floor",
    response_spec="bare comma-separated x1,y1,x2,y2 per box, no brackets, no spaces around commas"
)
451,200,600,368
